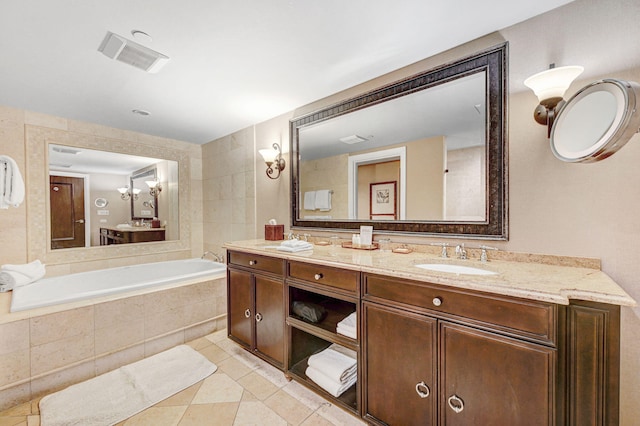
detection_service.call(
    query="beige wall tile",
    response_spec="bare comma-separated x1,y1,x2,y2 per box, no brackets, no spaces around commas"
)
144,331,184,358
94,344,145,376
30,360,95,400
184,320,218,342
0,320,29,355
144,307,185,339
94,296,144,330
30,307,94,347
0,349,30,387
95,320,145,355
0,382,31,412
30,333,94,376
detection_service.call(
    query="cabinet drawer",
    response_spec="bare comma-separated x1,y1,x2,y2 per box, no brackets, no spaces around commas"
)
364,274,556,345
228,251,284,276
289,261,359,294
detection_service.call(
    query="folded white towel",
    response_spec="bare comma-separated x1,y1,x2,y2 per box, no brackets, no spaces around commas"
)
314,190,332,211
0,155,25,209
307,344,357,383
336,312,357,338
303,191,316,210
276,243,313,252
306,365,356,398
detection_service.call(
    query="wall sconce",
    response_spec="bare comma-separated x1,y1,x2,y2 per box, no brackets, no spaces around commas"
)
117,186,140,200
258,143,286,179
145,178,162,196
524,64,584,136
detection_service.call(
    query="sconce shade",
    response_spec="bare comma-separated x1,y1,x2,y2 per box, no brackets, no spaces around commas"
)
259,143,286,179
259,148,278,164
117,187,129,194
145,180,158,188
524,65,584,105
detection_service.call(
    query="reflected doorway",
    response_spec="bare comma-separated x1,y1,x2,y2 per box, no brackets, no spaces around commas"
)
50,175,87,249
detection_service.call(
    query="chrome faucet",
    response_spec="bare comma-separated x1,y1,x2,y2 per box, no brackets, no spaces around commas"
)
455,244,467,260
430,242,449,258
201,251,224,263
479,245,498,262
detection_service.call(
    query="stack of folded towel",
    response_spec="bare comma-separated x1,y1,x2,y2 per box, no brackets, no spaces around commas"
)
336,312,357,339
0,260,46,292
305,344,357,397
276,239,313,252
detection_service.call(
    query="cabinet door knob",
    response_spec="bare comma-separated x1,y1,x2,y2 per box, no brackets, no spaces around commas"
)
415,381,430,398
447,394,464,413
314,273,323,280
432,297,442,307
255,313,263,322
249,260,257,266
244,309,251,318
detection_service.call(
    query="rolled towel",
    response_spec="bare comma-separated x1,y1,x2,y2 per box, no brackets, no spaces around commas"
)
306,365,356,398
0,155,25,209
0,260,46,289
307,344,357,383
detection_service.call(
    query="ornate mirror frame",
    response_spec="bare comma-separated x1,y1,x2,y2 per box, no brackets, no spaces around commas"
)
290,43,508,239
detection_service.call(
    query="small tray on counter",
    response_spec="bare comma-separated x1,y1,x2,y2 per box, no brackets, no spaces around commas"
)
341,242,379,250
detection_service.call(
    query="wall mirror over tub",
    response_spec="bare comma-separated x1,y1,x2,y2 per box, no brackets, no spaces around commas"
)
48,145,179,249
25,125,191,265
290,43,508,239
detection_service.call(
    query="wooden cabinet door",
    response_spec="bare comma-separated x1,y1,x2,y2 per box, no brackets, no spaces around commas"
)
255,275,284,366
364,302,437,426
439,321,556,426
228,269,253,349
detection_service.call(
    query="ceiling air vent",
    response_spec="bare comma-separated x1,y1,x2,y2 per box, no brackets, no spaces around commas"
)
98,31,169,73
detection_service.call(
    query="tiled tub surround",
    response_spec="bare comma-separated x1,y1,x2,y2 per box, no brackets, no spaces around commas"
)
0,276,227,411
224,239,635,307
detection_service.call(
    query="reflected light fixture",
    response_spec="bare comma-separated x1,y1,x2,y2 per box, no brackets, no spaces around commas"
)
258,143,286,179
145,178,163,196
117,186,140,201
524,64,584,137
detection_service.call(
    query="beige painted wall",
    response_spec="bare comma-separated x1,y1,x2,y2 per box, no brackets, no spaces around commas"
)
445,146,485,221
203,1,640,422
300,154,349,219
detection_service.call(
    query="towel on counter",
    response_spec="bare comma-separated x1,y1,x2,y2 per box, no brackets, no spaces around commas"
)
276,239,313,252
0,155,25,209
306,365,356,398
303,191,316,210
307,344,357,383
0,260,46,291
314,190,332,211
336,312,357,339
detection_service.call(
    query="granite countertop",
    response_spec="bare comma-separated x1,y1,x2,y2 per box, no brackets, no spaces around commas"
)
223,239,636,307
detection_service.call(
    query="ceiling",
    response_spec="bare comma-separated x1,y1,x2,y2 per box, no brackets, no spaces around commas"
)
0,1,574,145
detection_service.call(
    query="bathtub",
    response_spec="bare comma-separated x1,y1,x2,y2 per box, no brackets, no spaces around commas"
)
10,258,227,312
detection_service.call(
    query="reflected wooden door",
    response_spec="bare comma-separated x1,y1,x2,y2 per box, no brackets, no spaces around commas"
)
50,175,85,249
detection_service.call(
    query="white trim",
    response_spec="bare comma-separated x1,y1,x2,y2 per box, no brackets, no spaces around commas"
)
49,171,91,247
347,147,406,220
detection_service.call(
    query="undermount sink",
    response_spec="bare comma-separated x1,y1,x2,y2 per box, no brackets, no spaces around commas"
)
415,263,498,276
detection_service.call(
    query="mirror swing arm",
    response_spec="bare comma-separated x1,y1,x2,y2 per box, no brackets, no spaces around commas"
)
290,43,508,239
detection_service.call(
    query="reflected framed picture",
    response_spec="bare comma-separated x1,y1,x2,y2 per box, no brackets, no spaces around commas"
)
370,181,397,219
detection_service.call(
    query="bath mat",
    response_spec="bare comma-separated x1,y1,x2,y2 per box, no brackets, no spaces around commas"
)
39,344,217,426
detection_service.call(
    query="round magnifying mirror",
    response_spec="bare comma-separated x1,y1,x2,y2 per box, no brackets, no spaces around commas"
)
550,79,640,163
94,198,108,208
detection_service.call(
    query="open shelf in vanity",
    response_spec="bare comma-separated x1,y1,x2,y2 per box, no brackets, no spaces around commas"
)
285,261,360,415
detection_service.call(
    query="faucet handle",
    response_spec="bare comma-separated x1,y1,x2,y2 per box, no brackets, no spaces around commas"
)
479,245,498,262
455,243,467,260
430,242,449,258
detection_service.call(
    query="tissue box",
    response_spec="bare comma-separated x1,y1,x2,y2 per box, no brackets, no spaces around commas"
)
265,224,284,241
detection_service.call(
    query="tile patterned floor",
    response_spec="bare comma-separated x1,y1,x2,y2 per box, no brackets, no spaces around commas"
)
0,329,366,426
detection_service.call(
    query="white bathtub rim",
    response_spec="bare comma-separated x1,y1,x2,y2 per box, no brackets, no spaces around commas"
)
2,260,226,322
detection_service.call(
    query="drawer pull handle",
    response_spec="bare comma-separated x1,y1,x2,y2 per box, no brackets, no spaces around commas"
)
415,381,430,398
447,394,464,413
432,297,442,307
249,260,257,266
244,309,251,318
255,313,263,322
314,273,323,280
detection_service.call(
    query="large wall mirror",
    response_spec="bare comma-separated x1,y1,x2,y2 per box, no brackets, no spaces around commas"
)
290,44,507,239
26,125,190,264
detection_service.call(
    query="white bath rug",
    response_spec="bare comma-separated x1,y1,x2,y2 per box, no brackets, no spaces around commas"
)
39,344,217,426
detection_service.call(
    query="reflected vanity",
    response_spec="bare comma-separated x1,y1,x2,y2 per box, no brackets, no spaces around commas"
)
290,44,507,239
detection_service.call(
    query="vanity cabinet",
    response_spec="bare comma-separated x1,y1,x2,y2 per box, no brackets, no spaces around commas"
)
226,251,286,368
99,227,165,245
224,248,623,425
285,261,361,415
